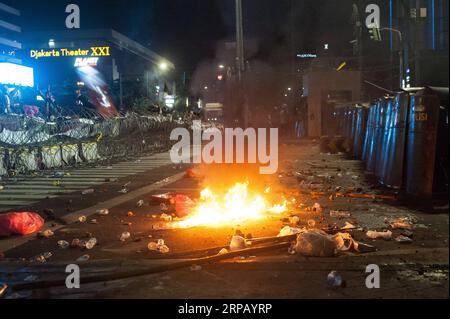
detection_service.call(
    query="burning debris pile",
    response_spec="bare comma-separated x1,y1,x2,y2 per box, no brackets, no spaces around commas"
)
170,182,287,228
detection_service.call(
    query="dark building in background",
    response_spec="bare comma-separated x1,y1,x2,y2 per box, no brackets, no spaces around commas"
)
0,1,21,64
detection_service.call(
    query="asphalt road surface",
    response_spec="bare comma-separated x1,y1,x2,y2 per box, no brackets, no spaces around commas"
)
0,140,448,299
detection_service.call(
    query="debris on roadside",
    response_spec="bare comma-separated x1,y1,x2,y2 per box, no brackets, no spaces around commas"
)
312,203,323,213
70,238,81,248
190,265,202,271
277,226,303,237
307,219,316,228
81,189,95,195
137,200,145,207
150,193,174,204
289,216,300,225
160,213,172,222
218,248,229,255
327,271,346,289
147,239,170,253
293,230,336,257
120,232,131,242
76,254,90,262
84,238,97,250
390,217,415,230
57,240,70,249
97,209,109,216
38,229,54,238
229,235,247,251
341,222,357,230
395,235,414,243
330,210,351,218
33,252,52,263
78,215,87,223
0,212,44,237
366,230,392,240
24,275,39,282
127,211,135,217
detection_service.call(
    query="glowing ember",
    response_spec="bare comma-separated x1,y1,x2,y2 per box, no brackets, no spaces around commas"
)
172,182,287,228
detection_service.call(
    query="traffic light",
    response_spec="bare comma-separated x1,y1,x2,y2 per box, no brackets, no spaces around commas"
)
369,25,382,41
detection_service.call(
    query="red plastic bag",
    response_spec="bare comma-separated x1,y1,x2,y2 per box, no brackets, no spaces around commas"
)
175,195,196,218
0,212,45,237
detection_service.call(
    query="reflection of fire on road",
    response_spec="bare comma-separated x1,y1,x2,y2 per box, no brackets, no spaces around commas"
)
171,182,287,228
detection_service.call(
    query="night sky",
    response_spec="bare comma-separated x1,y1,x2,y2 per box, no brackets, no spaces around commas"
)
9,0,354,75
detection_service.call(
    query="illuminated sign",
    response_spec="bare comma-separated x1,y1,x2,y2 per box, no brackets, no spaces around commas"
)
29,46,111,60
74,57,99,67
297,53,318,59
0,63,34,87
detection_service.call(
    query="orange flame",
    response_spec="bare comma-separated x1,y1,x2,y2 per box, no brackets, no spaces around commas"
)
172,182,287,228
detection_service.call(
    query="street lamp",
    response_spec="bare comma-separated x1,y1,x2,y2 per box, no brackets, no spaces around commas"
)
159,62,168,71
219,64,225,69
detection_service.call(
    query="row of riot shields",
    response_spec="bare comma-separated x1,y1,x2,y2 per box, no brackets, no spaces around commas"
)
341,88,448,196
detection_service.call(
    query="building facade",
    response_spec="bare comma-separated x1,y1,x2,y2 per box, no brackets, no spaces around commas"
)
0,1,21,64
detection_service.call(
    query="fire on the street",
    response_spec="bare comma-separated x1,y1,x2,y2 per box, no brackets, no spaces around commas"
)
171,182,288,228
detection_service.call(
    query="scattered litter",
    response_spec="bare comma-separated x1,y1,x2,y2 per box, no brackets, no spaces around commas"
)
156,178,170,184
34,252,52,263
401,230,414,237
137,200,145,207
127,211,135,217
307,219,316,228
277,226,303,237
218,248,229,255
327,271,345,288
160,203,169,212
118,188,128,194
190,265,202,271
90,219,98,224
24,275,39,282
289,216,300,225
147,239,170,253
120,232,131,242
78,216,87,223
82,189,95,195
71,238,81,248
229,235,247,251
77,254,90,262
366,230,392,240
150,193,174,204
395,235,413,243
312,203,323,213
390,217,414,230
293,230,336,257
38,229,54,238
341,222,357,230
97,209,109,216
57,240,70,249
84,238,97,250
330,210,351,218
160,213,172,222
0,212,44,237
